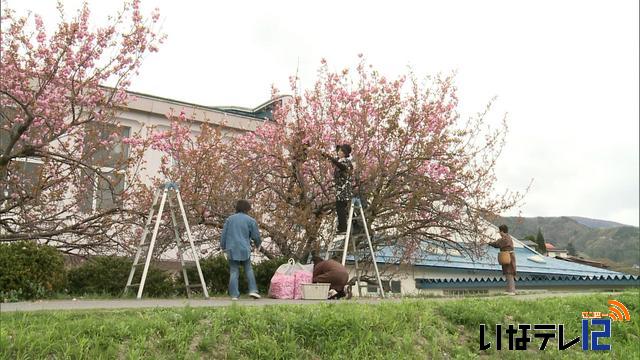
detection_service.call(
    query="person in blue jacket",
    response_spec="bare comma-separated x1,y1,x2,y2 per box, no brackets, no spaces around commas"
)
220,199,262,300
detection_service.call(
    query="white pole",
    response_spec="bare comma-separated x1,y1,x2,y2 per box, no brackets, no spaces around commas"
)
358,199,385,298
341,198,356,265
176,189,209,299
137,188,168,299
125,189,160,292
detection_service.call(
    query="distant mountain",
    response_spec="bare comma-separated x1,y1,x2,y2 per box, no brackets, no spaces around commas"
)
568,216,628,229
493,216,640,267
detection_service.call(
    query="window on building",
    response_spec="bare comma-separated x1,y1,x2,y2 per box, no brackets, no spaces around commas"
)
81,122,130,212
96,170,125,210
368,280,401,294
390,280,401,293
5,158,44,198
1,108,45,199
84,122,130,168
80,162,127,212
1,106,18,154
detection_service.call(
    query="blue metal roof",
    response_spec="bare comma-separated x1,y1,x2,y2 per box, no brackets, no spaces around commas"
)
415,274,640,289
359,245,627,278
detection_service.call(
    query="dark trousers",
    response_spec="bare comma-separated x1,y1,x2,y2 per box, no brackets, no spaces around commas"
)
336,200,349,233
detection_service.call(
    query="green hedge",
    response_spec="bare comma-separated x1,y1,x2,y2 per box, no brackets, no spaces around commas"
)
67,256,175,297
181,256,289,295
0,241,66,301
0,242,290,300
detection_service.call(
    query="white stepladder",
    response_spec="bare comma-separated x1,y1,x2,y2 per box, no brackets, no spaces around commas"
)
325,197,385,298
125,182,209,300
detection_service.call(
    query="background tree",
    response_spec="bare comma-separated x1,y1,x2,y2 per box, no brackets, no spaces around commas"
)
567,241,577,256
225,57,523,263
522,234,538,251
535,228,547,254
0,0,163,254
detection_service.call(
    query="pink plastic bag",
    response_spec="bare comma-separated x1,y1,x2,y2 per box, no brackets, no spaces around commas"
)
268,273,295,299
293,271,313,299
268,258,314,299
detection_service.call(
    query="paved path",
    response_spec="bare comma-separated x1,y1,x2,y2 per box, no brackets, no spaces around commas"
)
0,291,622,313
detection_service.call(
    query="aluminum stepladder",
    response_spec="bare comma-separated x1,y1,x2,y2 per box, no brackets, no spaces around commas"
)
125,182,209,299
325,197,385,298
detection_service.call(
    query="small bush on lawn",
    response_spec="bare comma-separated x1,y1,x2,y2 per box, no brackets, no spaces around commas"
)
0,241,66,301
181,256,289,295
67,256,175,297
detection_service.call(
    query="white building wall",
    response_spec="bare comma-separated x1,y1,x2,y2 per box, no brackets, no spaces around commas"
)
87,94,272,259
117,93,265,185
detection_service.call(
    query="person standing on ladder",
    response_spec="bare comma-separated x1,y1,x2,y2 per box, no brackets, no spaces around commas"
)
220,200,262,300
322,144,354,240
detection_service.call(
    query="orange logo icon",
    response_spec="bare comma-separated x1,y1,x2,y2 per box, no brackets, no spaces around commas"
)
605,300,631,322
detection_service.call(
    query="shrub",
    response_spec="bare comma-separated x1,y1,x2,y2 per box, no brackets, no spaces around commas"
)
67,256,175,297
0,241,66,301
139,266,176,297
182,256,289,295
181,255,232,295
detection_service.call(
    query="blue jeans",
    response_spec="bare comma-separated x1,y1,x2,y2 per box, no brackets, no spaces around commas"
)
228,259,258,298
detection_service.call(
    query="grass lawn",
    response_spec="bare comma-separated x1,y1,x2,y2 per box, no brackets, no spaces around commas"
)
1,291,638,359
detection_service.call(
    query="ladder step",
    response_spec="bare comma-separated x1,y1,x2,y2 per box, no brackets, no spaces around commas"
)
188,284,204,288
127,283,141,287
328,239,344,245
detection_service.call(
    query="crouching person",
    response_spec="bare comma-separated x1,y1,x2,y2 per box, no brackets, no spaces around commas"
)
220,200,262,300
311,256,351,299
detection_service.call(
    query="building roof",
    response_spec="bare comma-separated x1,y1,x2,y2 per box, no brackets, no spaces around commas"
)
120,89,292,133
416,274,640,289
339,238,640,289
126,89,290,121
545,243,556,250
211,96,290,121
555,255,609,269
357,243,626,278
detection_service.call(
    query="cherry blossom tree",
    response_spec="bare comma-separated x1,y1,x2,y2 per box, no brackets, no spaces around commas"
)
230,57,524,262
0,0,163,253
130,57,524,271
132,110,244,256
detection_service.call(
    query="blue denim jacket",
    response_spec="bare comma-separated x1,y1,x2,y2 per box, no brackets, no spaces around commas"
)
220,213,261,261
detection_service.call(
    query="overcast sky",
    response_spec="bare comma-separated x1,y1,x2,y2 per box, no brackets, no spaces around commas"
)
11,0,640,226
